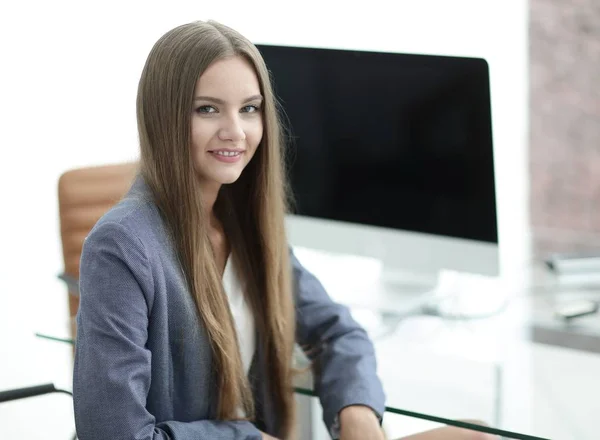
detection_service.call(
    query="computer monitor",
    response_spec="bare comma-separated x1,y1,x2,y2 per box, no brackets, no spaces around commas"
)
257,43,499,288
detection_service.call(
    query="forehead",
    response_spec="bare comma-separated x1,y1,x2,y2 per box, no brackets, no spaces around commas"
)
194,55,261,99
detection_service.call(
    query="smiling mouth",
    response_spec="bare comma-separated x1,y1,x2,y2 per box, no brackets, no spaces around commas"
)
208,149,244,163
208,150,244,157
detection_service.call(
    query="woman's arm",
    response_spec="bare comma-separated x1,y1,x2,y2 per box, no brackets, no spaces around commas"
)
291,249,386,437
74,221,262,440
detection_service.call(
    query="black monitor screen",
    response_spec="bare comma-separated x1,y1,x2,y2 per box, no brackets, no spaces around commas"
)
257,44,498,244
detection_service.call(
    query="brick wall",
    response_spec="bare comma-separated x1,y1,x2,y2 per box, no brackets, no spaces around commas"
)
530,0,600,256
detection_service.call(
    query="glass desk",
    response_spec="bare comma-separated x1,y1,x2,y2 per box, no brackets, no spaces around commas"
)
36,326,549,440
287,248,600,440
42,252,600,440
290,313,554,440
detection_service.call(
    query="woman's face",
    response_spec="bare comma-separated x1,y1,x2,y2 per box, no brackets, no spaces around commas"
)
191,55,264,187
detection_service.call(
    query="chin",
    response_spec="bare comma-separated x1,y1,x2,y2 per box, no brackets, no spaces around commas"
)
216,172,243,185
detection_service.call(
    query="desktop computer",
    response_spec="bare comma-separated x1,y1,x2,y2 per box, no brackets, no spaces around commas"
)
257,43,499,316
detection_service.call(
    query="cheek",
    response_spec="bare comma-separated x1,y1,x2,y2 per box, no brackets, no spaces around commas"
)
191,124,213,154
247,121,264,149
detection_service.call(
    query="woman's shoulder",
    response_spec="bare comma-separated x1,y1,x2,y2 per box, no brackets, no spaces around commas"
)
84,186,167,260
78,184,172,307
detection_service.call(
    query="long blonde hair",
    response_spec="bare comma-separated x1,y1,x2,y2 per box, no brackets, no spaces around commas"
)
136,20,296,438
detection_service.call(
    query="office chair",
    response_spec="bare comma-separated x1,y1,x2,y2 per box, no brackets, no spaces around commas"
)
57,161,138,341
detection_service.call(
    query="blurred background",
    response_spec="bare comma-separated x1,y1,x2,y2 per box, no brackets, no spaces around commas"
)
529,0,600,255
0,0,597,438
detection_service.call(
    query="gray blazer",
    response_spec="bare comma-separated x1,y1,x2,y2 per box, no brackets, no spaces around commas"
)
73,177,385,440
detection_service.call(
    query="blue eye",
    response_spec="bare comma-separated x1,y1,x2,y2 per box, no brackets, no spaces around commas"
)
195,105,217,114
241,105,260,113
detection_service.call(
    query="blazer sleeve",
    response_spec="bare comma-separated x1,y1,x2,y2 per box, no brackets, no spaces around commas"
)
73,221,262,440
291,249,386,433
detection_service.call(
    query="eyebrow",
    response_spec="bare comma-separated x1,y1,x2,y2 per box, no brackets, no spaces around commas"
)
193,94,263,104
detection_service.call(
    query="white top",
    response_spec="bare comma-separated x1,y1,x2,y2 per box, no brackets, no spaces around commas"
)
222,254,256,375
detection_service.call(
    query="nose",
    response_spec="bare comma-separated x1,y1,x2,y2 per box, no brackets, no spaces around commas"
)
218,114,245,142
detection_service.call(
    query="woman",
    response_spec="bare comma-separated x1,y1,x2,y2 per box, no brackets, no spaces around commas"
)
73,20,491,440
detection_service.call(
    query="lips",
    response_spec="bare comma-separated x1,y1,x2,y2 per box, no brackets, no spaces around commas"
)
211,150,242,157
208,149,244,163
208,149,244,156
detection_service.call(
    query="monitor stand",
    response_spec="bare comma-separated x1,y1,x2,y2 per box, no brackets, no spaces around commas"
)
375,266,440,315
379,266,440,293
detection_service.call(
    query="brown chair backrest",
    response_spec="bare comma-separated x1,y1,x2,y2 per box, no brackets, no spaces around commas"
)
58,162,138,338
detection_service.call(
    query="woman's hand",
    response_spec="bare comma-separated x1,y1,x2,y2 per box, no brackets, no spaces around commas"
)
393,419,497,439
260,430,280,440
339,405,385,440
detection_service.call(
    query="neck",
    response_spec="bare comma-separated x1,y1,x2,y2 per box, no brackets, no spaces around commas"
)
199,180,221,226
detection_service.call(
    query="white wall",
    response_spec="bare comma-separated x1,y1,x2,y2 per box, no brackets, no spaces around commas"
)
0,1,528,438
